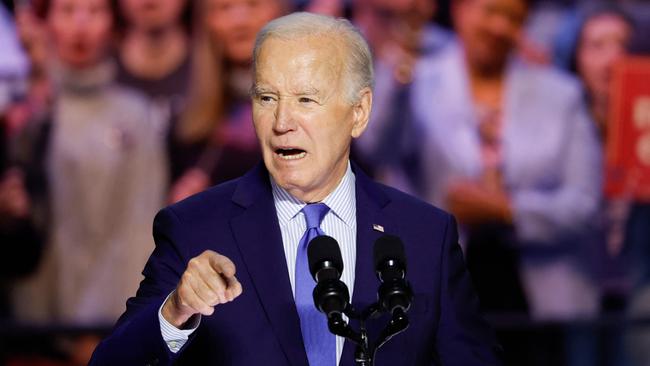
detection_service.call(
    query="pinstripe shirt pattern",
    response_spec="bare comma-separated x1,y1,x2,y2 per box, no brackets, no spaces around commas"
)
271,162,357,365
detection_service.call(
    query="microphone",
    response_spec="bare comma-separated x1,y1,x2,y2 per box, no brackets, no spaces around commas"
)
373,235,413,315
308,236,350,318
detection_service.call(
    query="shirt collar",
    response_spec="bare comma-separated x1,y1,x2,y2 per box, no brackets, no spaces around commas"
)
271,162,356,228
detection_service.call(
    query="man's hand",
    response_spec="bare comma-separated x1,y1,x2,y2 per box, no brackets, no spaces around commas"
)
161,250,243,328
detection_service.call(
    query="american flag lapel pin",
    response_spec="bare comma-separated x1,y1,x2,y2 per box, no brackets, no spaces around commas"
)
372,224,384,232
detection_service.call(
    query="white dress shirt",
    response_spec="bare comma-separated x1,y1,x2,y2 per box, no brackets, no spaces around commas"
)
159,163,357,364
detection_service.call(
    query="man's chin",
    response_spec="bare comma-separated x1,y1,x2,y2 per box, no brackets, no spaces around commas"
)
272,175,305,191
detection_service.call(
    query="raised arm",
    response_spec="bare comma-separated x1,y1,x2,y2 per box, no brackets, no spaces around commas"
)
89,207,242,365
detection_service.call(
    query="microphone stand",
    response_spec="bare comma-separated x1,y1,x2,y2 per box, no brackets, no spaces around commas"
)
326,303,410,366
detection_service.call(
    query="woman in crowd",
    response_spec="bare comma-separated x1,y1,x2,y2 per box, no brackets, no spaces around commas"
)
116,0,192,108
574,4,634,140
571,5,649,365
12,0,168,330
401,0,602,364
168,0,286,203
572,3,635,290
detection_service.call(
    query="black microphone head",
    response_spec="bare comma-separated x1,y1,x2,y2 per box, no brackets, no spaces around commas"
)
374,235,406,273
374,235,413,313
308,235,343,280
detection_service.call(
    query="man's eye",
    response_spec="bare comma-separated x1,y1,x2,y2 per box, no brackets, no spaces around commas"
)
260,95,275,102
299,97,315,103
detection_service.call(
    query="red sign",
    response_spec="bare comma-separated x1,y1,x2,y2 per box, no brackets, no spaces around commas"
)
605,57,650,201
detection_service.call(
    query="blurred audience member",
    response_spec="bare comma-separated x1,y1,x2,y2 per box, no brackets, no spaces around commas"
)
574,3,635,295
116,0,192,115
406,1,603,364
0,1,49,326
0,122,42,321
574,3,633,139
354,0,450,194
571,8,638,366
12,0,167,331
10,0,52,141
168,0,286,203
414,0,601,321
553,1,648,70
570,4,650,366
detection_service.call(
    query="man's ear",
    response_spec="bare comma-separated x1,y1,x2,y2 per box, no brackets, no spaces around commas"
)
351,87,372,138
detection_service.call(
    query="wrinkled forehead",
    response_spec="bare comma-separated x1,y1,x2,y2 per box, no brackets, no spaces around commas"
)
254,35,345,91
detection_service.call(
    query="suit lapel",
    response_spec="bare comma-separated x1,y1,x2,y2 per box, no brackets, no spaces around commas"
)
229,164,309,366
229,163,398,366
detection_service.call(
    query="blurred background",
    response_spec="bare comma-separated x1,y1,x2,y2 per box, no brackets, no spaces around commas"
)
0,0,649,365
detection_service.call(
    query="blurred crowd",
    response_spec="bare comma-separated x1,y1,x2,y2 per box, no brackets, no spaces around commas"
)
0,0,648,365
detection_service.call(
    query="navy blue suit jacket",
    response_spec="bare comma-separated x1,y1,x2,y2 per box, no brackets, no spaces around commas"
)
90,163,502,365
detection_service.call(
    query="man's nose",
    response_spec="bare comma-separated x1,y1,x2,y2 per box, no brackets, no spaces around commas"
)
273,99,297,133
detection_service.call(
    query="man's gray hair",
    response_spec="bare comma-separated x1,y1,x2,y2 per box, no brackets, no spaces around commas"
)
253,12,374,103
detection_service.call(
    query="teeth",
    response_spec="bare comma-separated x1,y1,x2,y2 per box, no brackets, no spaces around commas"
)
278,151,306,160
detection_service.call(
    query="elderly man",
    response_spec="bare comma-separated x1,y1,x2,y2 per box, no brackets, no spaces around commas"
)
90,12,501,366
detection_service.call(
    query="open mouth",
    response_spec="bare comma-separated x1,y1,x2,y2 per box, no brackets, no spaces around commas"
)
275,148,307,160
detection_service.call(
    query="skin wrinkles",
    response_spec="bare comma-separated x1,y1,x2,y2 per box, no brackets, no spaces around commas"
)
254,43,341,105
252,35,371,203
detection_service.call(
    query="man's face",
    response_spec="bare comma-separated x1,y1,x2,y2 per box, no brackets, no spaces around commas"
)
252,36,371,202
453,0,527,73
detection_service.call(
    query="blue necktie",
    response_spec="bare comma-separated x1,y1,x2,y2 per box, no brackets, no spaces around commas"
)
295,203,335,366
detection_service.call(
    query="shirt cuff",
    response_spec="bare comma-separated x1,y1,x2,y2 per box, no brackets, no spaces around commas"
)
158,291,201,353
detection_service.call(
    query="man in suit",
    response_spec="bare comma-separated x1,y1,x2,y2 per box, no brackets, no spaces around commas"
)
90,12,502,366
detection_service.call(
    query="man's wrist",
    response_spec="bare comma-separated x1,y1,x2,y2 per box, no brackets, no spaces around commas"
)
159,292,201,353
161,291,194,329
